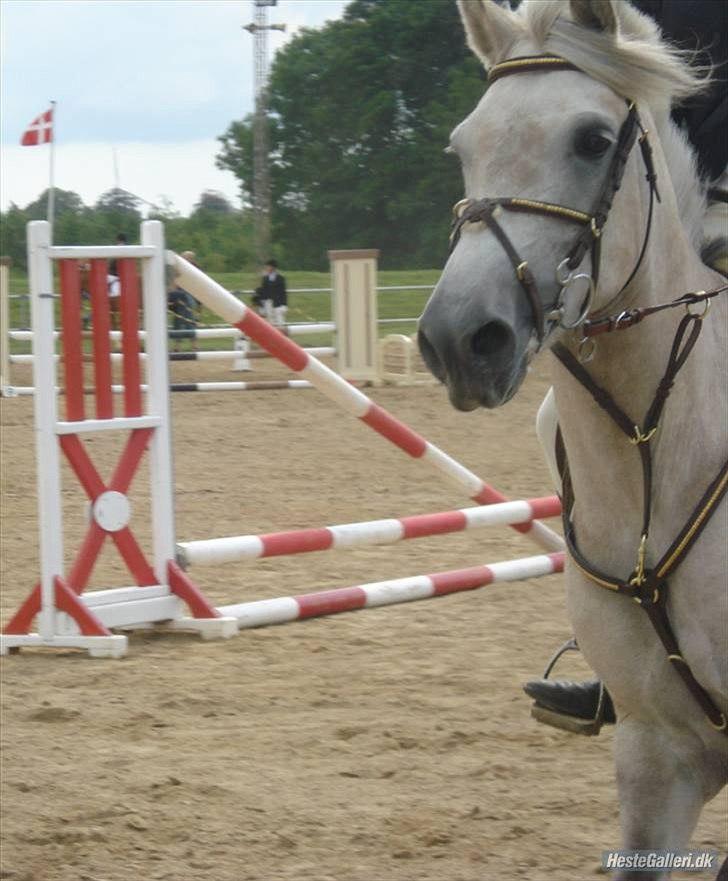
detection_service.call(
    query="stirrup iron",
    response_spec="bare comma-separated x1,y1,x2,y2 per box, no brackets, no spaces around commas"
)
529,637,606,736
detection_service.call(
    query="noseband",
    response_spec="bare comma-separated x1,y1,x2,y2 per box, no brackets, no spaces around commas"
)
449,55,660,342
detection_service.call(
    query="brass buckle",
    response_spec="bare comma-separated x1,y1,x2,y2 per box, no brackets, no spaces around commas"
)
629,535,648,587
685,293,711,319
629,425,657,445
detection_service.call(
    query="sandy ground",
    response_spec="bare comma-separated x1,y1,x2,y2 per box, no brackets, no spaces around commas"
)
1,354,725,881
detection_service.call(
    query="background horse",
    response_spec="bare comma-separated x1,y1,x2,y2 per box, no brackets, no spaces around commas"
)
418,1,726,878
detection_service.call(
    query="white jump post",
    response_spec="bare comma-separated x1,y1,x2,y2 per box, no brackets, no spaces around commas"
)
330,249,380,384
0,256,11,394
232,335,252,371
0,221,236,658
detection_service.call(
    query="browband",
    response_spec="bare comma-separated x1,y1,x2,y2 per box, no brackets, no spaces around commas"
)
488,55,580,83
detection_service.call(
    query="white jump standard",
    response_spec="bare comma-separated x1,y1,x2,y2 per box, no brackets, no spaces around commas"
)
0,223,236,657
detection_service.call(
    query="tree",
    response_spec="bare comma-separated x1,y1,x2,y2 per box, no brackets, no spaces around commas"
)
216,0,485,269
95,188,142,216
24,188,85,220
192,190,234,215
216,117,254,207
92,188,142,243
0,204,28,267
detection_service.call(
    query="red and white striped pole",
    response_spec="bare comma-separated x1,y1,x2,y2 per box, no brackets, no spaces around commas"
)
217,551,565,629
168,247,563,553
179,495,562,568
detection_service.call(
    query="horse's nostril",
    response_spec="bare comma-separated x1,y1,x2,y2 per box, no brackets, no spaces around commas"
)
470,321,513,361
417,329,446,382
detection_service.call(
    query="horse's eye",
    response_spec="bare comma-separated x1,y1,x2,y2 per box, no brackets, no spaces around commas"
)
575,130,612,158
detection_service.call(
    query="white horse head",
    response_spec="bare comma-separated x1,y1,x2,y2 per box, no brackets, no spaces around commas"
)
418,0,708,409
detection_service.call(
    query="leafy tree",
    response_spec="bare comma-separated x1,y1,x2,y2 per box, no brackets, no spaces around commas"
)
216,120,253,206
24,188,85,220
95,188,142,216
1,187,255,272
89,188,142,245
217,0,485,269
0,204,29,267
193,190,234,215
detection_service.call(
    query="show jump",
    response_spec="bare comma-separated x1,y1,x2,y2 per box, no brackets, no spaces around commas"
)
0,221,563,658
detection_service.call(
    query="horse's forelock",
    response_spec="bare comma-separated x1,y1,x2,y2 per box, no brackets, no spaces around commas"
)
516,0,709,110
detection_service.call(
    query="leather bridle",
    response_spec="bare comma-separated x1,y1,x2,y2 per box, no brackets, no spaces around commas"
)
448,55,660,343
448,54,728,735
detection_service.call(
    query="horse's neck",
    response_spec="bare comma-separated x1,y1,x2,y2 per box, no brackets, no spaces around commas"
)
552,238,726,574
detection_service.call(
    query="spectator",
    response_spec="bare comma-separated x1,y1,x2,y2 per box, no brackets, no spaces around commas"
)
108,233,128,332
168,251,201,351
253,259,288,330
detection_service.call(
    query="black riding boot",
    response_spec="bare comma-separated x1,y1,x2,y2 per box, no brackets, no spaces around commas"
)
523,678,616,724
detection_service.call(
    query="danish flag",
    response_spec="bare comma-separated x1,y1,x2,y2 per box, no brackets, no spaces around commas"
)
21,107,54,146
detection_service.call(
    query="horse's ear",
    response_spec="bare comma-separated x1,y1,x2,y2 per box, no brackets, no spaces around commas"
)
569,0,618,33
457,0,519,65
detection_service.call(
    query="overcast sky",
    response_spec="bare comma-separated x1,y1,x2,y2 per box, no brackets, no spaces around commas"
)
1,0,349,214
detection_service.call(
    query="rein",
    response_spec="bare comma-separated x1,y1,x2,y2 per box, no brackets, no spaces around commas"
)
580,285,728,337
449,54,728,734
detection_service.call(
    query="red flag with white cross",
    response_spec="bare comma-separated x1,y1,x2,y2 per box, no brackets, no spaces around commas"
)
21,107,54,146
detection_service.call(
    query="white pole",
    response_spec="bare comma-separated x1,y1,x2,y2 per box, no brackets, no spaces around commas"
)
0,257,11,393
28,222,64,639
141,220,177,582
47,101,56,242
112,146,120,190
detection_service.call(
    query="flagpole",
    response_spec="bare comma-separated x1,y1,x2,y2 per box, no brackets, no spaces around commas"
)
47,100,56,242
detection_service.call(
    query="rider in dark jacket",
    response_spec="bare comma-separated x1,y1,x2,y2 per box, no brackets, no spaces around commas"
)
524,0,727,730
631,0,727,181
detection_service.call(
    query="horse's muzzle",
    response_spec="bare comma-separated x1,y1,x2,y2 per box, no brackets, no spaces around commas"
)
417,308,525,410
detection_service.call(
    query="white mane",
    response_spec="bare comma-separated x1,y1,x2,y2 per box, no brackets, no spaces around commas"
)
503,0,711,248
